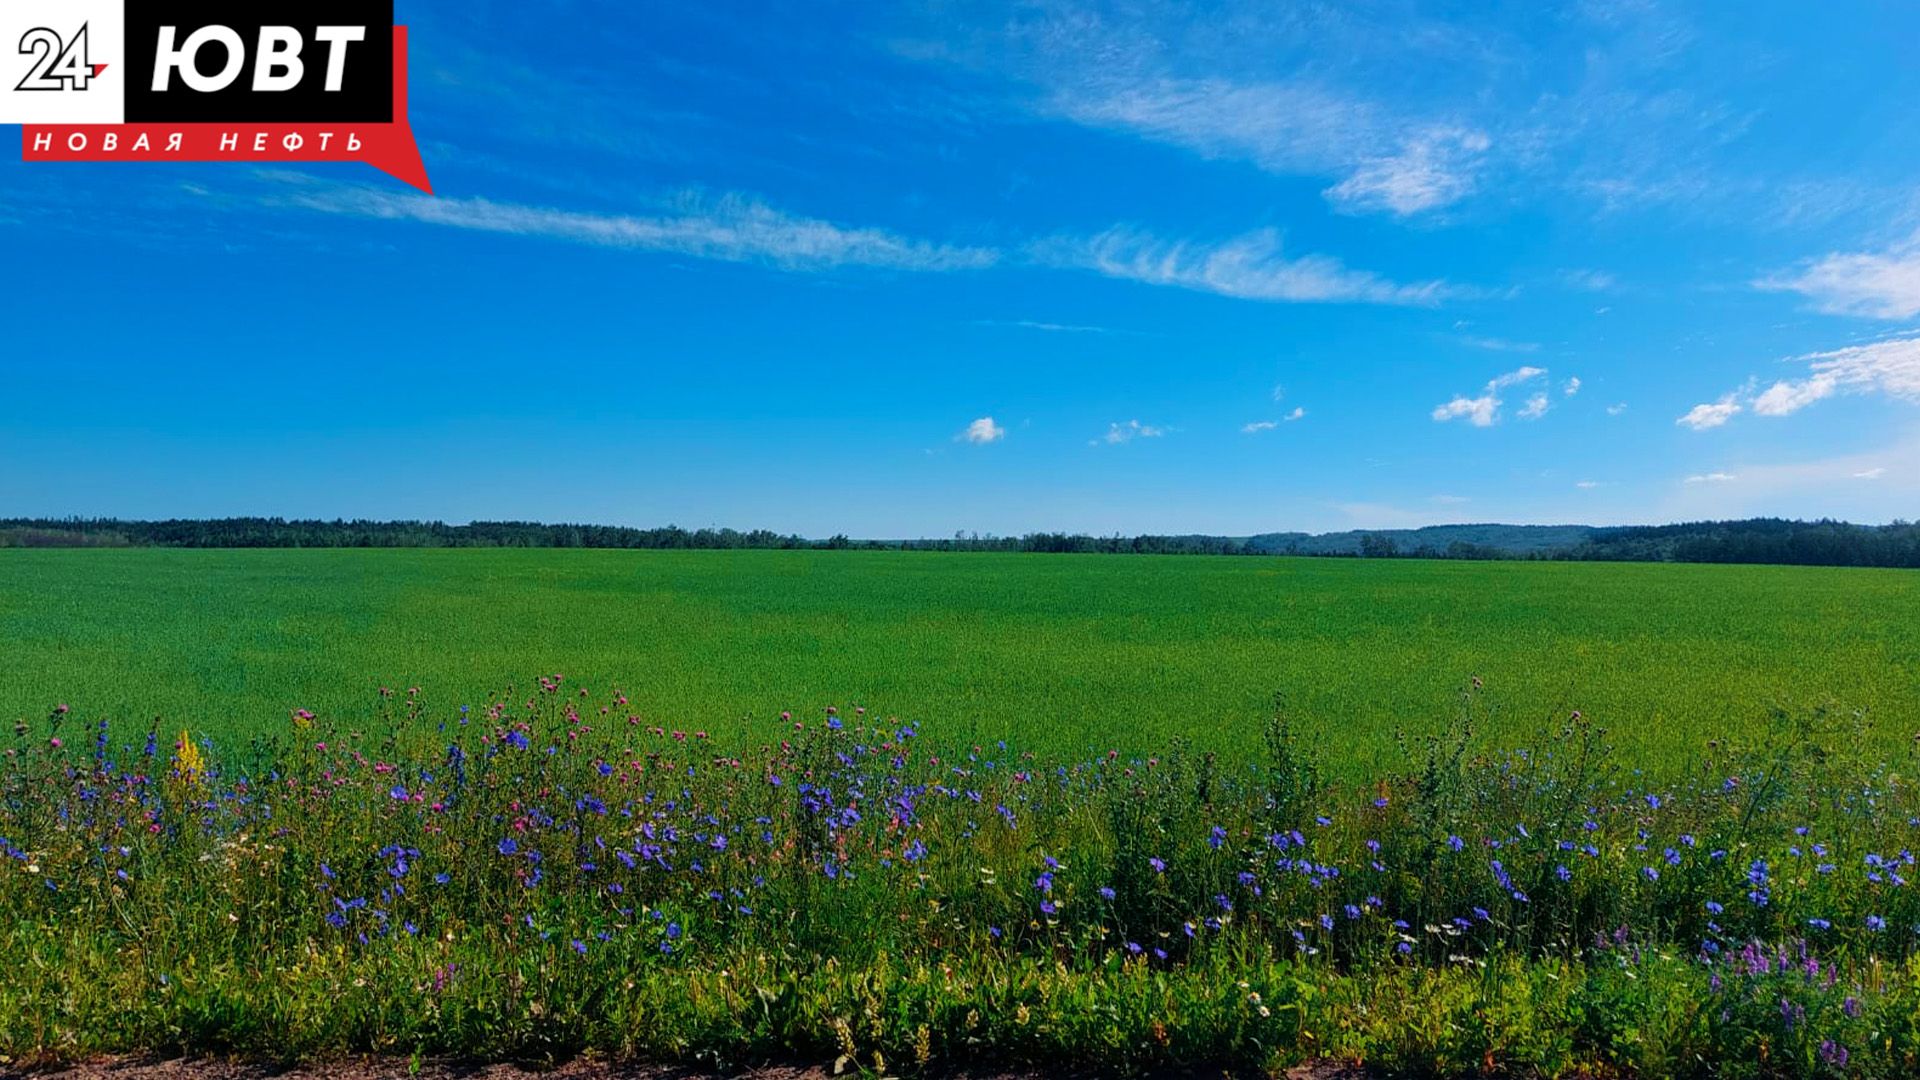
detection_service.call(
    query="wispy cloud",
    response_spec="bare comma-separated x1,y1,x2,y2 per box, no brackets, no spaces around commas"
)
958,417,1005,444
1681,335,1920,428
1855,467,1887,480
283,186,1001,273
1685,472,1738,484
1045,226,1461,306
1563,376,1582,397
1324,126,1491,216
1607,402,1629,416
1097,419,1167,445
1241,407,1305,434
1432,366,1548,427
1676,396,1742,431
1759,232,1920,319
1518,392,1551,420
1052,75,1489,218
1753,336,1920,415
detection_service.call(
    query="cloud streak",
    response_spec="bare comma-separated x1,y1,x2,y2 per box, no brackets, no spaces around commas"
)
1759,233,1920,319
284,187,1001,273
1046,227,1460,306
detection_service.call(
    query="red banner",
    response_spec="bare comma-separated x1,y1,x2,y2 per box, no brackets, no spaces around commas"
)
21,25,429,193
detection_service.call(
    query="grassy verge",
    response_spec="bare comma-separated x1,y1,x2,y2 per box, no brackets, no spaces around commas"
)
3,683,1917,1075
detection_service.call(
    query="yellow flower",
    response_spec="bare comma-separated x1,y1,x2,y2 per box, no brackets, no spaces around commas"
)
176,730,207,787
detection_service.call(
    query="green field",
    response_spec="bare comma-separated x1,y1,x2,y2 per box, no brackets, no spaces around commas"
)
1,548,1915,774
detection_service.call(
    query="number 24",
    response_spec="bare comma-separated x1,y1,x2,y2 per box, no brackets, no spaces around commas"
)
17,25,94,92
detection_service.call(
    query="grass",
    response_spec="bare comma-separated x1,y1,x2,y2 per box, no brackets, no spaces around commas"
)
2,549,1917,776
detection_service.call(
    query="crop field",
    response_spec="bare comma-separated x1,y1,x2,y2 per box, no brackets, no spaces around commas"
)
6,548,1920,1073
1,548,1916,774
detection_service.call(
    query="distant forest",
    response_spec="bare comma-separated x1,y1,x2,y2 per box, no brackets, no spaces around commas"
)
1,516,1917,568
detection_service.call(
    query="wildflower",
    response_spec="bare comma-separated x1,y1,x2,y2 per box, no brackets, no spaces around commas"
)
1148,857,1166,874
497,838,518,856
1868,915,1887,931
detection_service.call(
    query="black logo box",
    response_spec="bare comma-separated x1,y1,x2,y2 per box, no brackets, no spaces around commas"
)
123,0,394,123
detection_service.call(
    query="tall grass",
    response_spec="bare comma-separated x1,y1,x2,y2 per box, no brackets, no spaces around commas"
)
4,682,1920,1075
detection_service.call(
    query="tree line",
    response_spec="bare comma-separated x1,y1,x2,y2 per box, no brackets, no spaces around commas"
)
1,515,1916,568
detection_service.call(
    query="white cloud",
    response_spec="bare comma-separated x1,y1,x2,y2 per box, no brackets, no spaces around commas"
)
1564,376,1582,397
284,187,1001,273
1759,232,1920,319
1676,396,1742,431
958,417,1005,444
1855,467,1887,479
1690,335,1920,427
1323,126,1491,217
1685,472,1738,484
1101,419,1167,445
1244,408,1306,434
1575,480,1602,489
1607,402,1629,416
1758,336,1920,415
1751,377,1837,417
1430,494,1472,505
1432,395,1500,427
1489,366,1548,390
1433,366,1548,427
1519,392,1551,420
1272,384,1286,402
1043,227,1460,306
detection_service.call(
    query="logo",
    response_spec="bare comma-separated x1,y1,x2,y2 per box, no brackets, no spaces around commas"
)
4,1,428,191
15,24,103,92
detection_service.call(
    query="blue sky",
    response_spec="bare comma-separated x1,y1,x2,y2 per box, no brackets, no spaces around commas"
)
4,0,1920,537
